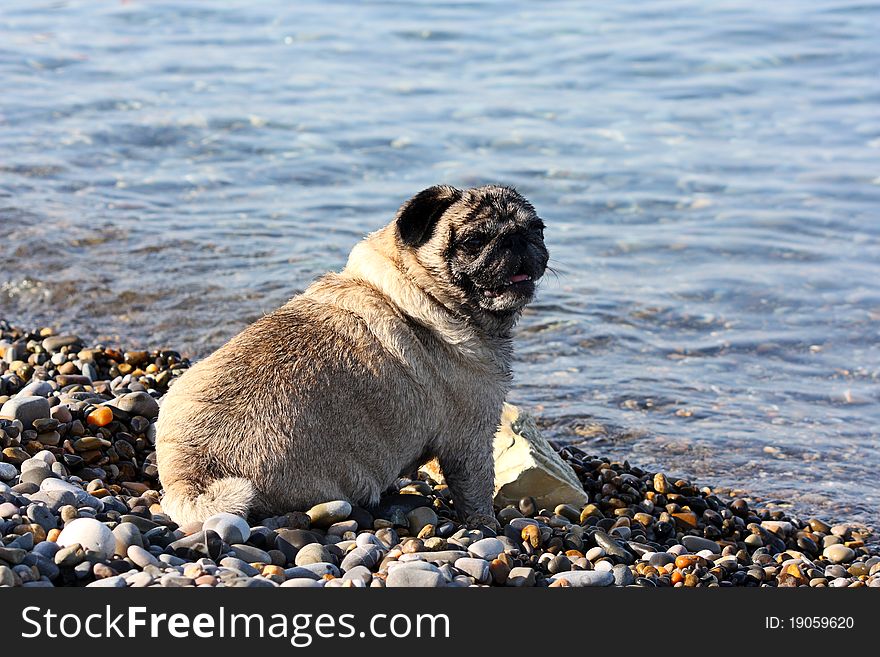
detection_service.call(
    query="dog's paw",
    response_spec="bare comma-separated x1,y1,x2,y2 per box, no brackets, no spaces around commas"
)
466,513,500,534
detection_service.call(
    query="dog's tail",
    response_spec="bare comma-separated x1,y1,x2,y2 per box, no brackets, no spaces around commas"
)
160,477,255,526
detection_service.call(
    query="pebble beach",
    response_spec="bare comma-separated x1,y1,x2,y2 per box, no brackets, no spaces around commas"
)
1,320,877,589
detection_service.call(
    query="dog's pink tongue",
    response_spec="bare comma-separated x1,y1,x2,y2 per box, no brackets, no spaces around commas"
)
509,274,530,284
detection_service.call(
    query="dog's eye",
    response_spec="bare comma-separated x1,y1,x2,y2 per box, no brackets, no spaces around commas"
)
530,221,545,237
462,235,488,250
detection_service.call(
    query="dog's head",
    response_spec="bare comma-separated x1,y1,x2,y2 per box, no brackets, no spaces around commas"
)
395,184,549,331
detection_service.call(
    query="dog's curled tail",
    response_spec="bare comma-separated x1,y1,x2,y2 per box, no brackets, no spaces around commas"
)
160,477,255,525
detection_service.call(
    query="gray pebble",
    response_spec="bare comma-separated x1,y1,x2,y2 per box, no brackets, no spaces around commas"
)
342,565,373,585
219,557,260,577
0,463,20,481
612,564,635,586
160,574,194,587
386,568,446,587
294,543,334,567
340,544,384,572
126,571,155,587
27,504,56,533
282,566,322,581
297,562,341,578
550,571,615,587
648,552,676,567
28,490,77,513
0,397,50,429
507,566,537,587
281,578,324,588
454,557,490,583
229,577,277,588
467,537,505,560
328,520,359,536
203,512,250,545
0,546,27,565
127,545,160,569
681,535,721,554
112,522,143,556
398,550,469,564
86,575,127,588
407,506,438,536
108,392,160,420
54,544,86,567
229,544,271,564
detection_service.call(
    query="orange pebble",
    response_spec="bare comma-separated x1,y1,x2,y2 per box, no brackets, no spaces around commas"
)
86,406,113,427
521,524,540,548
675,555,700,569
262,565,285,578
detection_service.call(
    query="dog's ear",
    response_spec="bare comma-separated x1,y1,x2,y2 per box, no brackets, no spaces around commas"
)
395,185,462,248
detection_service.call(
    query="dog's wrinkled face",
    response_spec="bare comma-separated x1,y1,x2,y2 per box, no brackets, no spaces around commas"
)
395,184,549,330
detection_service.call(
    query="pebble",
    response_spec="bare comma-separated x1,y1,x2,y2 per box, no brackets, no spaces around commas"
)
342,565,373,585
0,462,18,481
40,478,103,511
506,566,536,587
0,547,27,565
585,546,605,561
593,530,633,563
54,545,86,567
17,381,53,397
550,571,615,587
56,518,115,560
127,572,155,588
282,566,322,581
407,506,438,536
86,575,126,588
42,334,81,351
386,568,446,587
681,535,721,554
203,512,250,544
127,545,161,569
230,544,271,564
612,563,635,586
281,578,324,588
307,500,352,527
112,522,144,556
468,537,505,560
454,557,491,583
296,562,341,578
328,520,358,536
340,545,383,572
823,545,855,564
220,557,260,577
648,552,676,568
108,392,160,420
294,543,334,567
0,397,50,429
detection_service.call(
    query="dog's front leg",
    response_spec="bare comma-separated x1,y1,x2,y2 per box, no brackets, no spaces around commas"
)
438,435,499,531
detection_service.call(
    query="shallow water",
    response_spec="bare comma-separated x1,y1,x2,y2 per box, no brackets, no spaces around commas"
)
1,1,878,526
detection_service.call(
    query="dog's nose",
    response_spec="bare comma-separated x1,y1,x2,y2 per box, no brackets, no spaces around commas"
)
501,233,527,251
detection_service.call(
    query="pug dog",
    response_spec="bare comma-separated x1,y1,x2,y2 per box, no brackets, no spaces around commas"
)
155,184,548,528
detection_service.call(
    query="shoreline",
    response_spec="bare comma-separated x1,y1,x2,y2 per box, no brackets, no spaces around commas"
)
1,320,877,588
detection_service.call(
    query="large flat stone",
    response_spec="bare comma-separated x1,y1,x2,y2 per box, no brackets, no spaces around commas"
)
420,403,587,509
